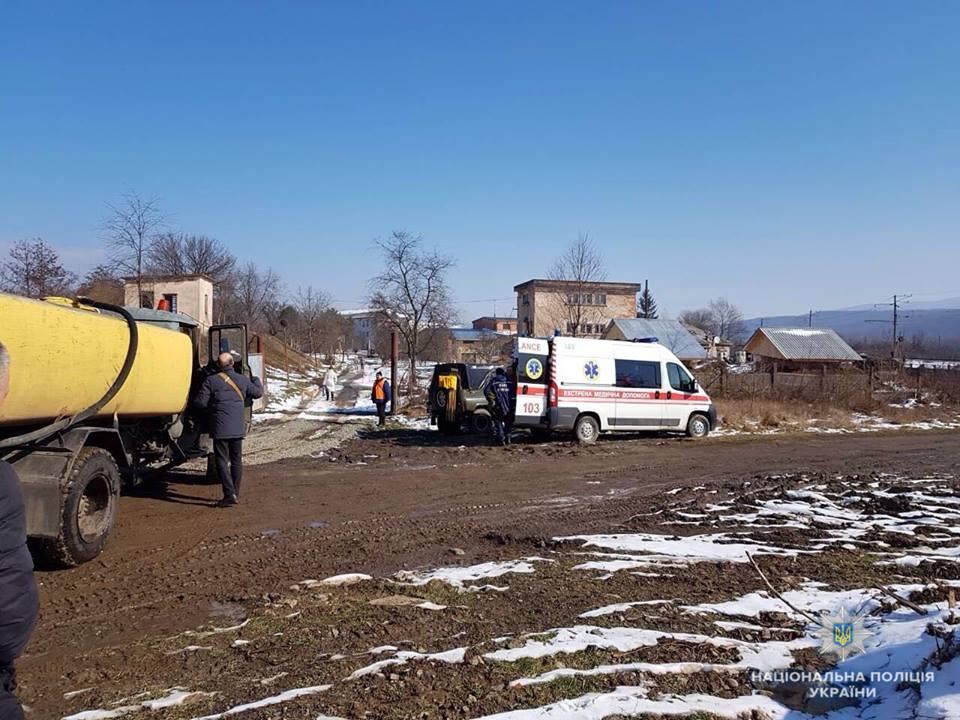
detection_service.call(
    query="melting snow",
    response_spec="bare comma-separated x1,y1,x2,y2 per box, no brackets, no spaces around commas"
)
396,558,549,587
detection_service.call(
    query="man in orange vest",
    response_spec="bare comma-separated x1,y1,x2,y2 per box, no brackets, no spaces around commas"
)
371,371,391,427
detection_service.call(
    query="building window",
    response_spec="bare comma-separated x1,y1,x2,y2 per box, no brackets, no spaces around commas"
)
204,294,209,320
596,293,606,306
582,293,593,306
522,293,530,306
567,322,578,334
162,293,178,313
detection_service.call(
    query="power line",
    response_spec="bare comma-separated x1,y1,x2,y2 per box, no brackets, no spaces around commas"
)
866,294,911,358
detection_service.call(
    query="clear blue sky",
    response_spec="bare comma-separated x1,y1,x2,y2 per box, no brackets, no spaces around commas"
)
1,1,958,319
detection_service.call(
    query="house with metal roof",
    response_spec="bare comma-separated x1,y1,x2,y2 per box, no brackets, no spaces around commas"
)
744,327,862,369
602,318,708,362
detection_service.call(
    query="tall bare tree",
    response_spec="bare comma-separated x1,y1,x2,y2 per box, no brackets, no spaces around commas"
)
219,261,283,331
547,234,607,336
293,286,333,361
707,297,745,344
103,192,165,300
148,232,236,281
0,238,77,298
369,231,455,390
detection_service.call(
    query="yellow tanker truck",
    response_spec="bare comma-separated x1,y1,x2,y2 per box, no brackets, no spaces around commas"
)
0,292,251,565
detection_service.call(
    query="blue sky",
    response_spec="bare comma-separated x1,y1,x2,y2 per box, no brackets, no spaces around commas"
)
1,1,958,319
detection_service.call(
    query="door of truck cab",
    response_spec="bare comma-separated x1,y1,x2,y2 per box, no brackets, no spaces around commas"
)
208,324,250,374
513,337,549,427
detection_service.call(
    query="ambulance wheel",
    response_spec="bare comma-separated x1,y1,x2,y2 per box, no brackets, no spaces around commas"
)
686,413,710,439
574,415,599,444
470,410,492,434
37,447,121,567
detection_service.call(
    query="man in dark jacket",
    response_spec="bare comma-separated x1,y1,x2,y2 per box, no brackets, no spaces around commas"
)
0,343,39,720
484,367,514,446
371,372,391,427
193,352,263,507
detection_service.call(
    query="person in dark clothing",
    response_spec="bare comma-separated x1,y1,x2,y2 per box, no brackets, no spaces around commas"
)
0,343,39,720
371,371,391,427
484,367,514,446
193,352,263,507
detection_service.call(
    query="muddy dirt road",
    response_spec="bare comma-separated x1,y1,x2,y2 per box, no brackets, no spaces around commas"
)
19,429,960,717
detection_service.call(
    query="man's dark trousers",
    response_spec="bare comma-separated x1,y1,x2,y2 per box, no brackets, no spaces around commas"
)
375,401,387,426
0,665,22,720
214,438,243,500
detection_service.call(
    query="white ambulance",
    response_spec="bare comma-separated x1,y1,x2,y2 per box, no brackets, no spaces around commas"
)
513,335,715,443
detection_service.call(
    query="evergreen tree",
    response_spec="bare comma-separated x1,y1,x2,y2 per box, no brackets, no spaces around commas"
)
637,280,658,319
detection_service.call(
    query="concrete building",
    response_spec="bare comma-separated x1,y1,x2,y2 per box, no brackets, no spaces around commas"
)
514,279,641,338
446,328,513,364
472,316,517,334
744,327,862,370
123,275,214,329
603,318,707,363
341,309,381,353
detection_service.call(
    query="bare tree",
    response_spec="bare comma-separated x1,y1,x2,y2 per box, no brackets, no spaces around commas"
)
293,286,333,361
1,238,77,298
369,231,455,391
547,234,607,336
679,308,713,333
76,264,125,305
708,297,745,344
103,192,165,300
219,261,283,331
148,232,236,281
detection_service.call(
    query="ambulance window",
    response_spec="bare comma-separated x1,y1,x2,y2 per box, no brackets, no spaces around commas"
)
668,362,694,392
518,354,547,384
615,360,660,389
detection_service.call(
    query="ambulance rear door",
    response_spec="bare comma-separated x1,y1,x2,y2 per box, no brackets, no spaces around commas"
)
513,337,549,428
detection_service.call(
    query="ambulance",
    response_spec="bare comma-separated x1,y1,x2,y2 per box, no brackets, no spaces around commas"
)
512,335,716,443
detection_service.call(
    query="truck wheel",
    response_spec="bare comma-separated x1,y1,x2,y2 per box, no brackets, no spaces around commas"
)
437,418,460,434
40,447,121,567
686,413,710,439
574,415,599,444
470,410,492,434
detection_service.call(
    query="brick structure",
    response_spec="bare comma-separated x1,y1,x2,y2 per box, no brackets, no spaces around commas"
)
514,279,641,338
123,275,214,330
471,316,517,334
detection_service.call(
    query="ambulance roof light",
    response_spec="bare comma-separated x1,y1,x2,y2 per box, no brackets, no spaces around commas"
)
633,336,659,343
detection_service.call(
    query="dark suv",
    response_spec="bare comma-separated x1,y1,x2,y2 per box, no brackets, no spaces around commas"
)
428,363,497,433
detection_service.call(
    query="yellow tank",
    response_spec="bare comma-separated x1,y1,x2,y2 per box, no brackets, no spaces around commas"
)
0,293,194,425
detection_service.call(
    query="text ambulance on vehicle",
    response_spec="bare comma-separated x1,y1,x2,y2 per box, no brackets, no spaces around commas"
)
512,335,716,443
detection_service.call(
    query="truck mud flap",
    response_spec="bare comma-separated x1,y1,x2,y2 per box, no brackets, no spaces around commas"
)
5,449,69,538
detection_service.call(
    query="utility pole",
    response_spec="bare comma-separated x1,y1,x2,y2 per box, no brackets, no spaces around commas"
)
808,310,813,328
866,294,911,362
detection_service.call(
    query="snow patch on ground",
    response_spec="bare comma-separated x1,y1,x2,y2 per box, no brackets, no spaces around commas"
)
396,558,550,588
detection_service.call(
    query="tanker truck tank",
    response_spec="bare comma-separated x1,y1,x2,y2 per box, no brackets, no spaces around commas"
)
0,291,246,567
0,293,194,425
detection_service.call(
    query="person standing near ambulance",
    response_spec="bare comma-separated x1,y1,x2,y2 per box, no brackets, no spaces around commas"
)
484,367,514,445
371,371,391,427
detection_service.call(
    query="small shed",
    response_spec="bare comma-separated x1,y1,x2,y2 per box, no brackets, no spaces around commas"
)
744,327,861,370
603,319,708,362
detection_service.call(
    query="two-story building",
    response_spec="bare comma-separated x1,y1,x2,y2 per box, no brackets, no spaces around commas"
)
514,279,641,338
471,316,517,334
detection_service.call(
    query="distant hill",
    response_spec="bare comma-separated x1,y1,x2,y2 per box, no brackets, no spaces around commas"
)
744,308,960,345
